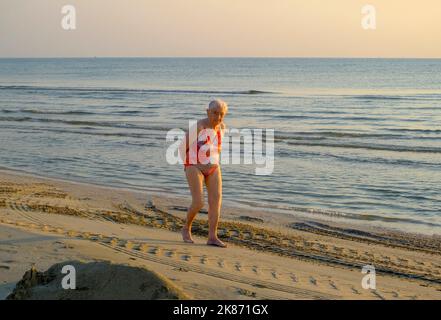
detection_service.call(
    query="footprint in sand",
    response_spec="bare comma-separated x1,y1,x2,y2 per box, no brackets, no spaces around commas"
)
165,250,176,258
181,254,191,262
290,274,298,283
63,244,75,249
80,232,91,240
270,270,278,279
372,291,385,300
200,255,208,264
237,288,257,298
93,233,105,241
328,281,338,290
110,238,120,247
309,276,317,286
124,241,134,250
149,247,161,255
217,259,225,268
101,237,113,244
67,230,79,237
173,267,189,272
351,287,361,295
138,243,149,252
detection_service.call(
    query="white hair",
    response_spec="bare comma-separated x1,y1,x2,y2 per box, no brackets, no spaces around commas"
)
208,99,228,112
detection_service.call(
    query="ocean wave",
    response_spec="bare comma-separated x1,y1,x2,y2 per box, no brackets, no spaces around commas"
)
21,109,96,115
236,200,441,228
347,94,441,101
42,128,160,140
276,148,441,168
326,153,441,168
286,140,441,153
275,131,399,139
2,114,440,146
0,116,174,131
274,131,441,142
387,128,441,134
0,85,275,96
15,109,144,116
113,110,144,114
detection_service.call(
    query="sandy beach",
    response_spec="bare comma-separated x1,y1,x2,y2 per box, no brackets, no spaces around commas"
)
0,168,440,300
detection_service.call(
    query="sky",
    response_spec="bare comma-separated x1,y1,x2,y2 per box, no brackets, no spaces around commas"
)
0,0,440,58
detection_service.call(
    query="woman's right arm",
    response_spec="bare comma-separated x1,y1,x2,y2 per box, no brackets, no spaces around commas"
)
178,121,199,163
178,130,190,163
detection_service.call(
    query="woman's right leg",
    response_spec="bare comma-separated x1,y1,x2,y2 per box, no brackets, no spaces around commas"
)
182,166,205,243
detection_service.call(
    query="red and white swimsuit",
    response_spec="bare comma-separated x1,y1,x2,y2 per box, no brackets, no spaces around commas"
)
184,127,223,177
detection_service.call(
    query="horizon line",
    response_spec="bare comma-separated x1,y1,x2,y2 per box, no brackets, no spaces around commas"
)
1,56,441,60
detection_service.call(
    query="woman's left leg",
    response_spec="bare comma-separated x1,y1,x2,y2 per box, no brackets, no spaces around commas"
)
205,166,226,247
183,166,205,243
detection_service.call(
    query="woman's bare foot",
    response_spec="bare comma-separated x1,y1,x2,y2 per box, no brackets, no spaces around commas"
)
182,227,194,243
207,238,227,248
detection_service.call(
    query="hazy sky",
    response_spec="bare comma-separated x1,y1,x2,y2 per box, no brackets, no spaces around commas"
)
1,0,440,58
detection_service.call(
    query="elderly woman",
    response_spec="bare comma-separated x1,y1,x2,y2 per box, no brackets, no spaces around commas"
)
179,100,228,247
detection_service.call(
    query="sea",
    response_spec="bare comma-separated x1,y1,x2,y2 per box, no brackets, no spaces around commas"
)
0,58,440,234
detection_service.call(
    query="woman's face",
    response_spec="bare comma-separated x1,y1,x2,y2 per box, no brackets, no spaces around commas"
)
207,106,227,127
